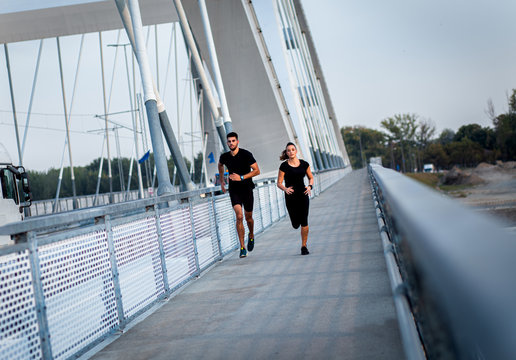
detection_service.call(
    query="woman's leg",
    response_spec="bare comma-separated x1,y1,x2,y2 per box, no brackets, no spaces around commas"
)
300,194,310,254
285,195,301,229
301,225,309,247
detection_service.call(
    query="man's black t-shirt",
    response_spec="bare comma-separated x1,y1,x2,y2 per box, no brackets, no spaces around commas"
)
219,148,256,190
279,159,310,193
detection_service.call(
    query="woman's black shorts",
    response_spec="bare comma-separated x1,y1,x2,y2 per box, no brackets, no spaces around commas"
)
285,193,309,228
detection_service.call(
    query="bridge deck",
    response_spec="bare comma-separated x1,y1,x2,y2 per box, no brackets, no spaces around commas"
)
88,169,404,359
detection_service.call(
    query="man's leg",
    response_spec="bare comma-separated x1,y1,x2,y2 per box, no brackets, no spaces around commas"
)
245,211,254,239
233,204,245,249
243,188,255,251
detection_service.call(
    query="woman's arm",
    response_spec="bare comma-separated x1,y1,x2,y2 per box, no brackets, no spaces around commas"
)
277,170,293,194
304,165,314,195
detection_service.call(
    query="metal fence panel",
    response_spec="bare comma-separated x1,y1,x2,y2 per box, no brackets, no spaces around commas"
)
38,230,117,360
159,207,197,290
277,186,286,218
252,188,263,233
192,201,219,270
112,218,164,318
214,196,237,254
259,187,271,228
269,184,279,222
0,250,42,360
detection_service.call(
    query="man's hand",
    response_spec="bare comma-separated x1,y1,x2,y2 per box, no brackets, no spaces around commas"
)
229,173,242,181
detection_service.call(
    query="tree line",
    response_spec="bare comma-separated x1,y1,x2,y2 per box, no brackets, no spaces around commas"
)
27,90,516,200
342,90,516,171
28,153,205,201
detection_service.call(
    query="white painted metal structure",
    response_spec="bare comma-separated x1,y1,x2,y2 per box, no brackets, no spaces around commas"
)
274,0,349,169
292,0,350,167
0,0,178,44
0,2,353,358
1,0,349,185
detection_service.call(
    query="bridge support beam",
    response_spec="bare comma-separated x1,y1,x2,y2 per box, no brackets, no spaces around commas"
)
120,0,174,195
173,0,229,152
115,0,194,192
198,0,233,134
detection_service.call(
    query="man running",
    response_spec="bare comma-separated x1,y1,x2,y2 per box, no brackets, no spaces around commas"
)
218,132,260,258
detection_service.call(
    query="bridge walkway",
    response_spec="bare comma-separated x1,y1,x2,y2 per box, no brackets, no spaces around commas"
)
88,168,404,359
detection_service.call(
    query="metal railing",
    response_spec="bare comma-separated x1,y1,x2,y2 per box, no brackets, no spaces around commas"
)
31,187,181,216
369,164,516,360
0,168,349,360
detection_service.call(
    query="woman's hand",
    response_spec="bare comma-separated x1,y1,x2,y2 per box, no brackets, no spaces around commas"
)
304,186,311,196
284,186,294,195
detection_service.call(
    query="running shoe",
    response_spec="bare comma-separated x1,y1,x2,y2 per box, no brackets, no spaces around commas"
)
301,246,309,255
247,234,254,252
239,247,247,258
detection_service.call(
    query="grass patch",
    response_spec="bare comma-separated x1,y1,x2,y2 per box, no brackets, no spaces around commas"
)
438,184,473,192
405,173,440,188
405,172,474,196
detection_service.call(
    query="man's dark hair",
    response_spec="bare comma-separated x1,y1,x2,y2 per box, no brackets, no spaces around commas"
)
227,132,238,140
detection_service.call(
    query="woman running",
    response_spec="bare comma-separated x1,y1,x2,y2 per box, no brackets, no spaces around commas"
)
277,142,314,255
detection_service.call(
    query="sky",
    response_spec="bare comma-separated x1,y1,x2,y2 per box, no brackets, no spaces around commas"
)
1,0,516,172
300,0,516,132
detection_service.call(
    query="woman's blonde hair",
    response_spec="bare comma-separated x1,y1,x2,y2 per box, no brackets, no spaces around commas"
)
280,142,296,161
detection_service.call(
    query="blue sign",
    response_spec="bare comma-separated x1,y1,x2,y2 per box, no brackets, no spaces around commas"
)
138,150,150,164
208,152,215,163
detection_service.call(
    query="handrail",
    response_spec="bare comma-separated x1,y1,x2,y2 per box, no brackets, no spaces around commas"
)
369,169,425,360
1,176,285,237
0,186,220,237
4,169,349,237
369,164,516,359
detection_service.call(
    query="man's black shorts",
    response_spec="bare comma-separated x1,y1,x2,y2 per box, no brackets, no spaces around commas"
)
229,186,254,212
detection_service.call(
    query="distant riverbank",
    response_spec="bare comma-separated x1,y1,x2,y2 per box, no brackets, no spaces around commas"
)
405,161,516,227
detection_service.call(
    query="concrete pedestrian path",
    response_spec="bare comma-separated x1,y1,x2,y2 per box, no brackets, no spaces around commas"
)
89,168,404,359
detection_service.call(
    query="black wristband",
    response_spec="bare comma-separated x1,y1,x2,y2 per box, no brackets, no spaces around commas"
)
308,184,313,189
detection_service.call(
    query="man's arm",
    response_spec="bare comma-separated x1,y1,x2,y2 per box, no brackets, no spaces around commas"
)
217,162,227,193
245,162,260,179
229,162,260,182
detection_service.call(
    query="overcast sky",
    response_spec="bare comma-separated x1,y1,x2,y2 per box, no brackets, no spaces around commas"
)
300,0,516,132
1,0,516,171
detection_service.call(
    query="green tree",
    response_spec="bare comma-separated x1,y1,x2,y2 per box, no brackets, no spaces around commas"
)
445,138,484,167
493,113,516,160
341,126,387,169
381,113,418,172
193,151,205,184
454,124,495,149
415,118,436,171
422,143,449,170
437,129,455,145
